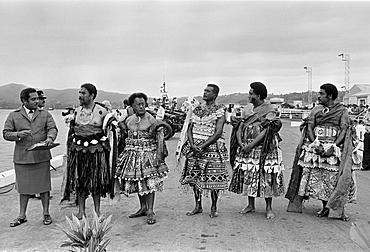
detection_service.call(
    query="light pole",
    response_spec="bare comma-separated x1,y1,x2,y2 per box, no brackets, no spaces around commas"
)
304,66,312,106
339,53,350,104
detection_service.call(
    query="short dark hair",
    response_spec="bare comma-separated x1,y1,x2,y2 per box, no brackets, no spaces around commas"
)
320,83,338,100
20,87,37,103
123,99,129,106
250,82,268,100
207,83,220,97
81,83,97,99
128,92,148,107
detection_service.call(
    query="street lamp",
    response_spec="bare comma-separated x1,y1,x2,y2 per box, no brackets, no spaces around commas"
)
339,53,350,104
304,66,312,106
341,85,348,101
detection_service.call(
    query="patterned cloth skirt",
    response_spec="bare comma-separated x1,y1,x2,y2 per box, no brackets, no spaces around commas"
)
297,140,357,202
230,146,284,198
179,138,229,195
298,167,356,202
115,133,168,196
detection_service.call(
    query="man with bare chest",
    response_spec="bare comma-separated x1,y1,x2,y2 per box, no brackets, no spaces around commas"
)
61,83,111,219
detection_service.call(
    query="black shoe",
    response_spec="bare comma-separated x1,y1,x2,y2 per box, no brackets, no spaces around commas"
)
317,208,329,217
43,214,52,225
10,216,27,227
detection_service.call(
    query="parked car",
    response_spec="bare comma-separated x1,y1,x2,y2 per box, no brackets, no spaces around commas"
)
162,109,186,139
146,107,186,140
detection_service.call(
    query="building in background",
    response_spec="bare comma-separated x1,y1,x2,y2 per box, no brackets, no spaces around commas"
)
349,84,370,105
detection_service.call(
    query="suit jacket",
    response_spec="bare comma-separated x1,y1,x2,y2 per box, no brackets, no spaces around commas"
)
3,106,58,164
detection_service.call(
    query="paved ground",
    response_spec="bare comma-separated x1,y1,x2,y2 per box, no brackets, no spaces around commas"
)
0,119,369,252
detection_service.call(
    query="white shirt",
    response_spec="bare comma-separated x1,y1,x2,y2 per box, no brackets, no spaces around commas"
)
23,106,34,118
156,106,165,120
119,109,128,122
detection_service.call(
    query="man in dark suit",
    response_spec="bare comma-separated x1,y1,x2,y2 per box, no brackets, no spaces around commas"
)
3,87,58,227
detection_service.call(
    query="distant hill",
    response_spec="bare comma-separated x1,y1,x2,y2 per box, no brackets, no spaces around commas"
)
0,83,345,109
0,83,130,109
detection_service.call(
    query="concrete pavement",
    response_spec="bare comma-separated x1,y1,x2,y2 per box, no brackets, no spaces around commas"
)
0,119,369,252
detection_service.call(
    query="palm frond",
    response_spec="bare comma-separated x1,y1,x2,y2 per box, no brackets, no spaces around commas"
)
71,214,82,229
350,221,370,251
99,238,112,252
65,215,77,231
60,211,113,251
60,241,74,247
83,218,90,240
60,227,83,242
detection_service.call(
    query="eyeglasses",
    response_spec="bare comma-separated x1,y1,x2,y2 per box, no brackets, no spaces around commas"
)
39,97,47,100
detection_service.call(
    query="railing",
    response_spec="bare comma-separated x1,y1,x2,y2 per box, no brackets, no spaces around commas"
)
280,108,310,119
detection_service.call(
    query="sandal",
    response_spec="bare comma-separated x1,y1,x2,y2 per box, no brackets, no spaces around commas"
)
10,216,27,227
317,208,329,218
129,209,147,218
147,213,156,225
209,210,219,218
43,214,52,225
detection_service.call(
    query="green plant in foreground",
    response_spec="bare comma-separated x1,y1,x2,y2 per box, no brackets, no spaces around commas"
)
59,211,113,252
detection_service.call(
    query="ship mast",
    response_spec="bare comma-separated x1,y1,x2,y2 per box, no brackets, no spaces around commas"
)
160,59,168,100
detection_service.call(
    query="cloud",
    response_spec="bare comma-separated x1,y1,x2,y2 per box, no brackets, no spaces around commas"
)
1,1,370,97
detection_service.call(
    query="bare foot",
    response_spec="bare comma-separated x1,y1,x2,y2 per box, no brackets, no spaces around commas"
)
75,212,86,220
209,206,219,218
341,213,350,222
147,212,156,225
239,206,255,214
186,208,203,216
266,209,275,219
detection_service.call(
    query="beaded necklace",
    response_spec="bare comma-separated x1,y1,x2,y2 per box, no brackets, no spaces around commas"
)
78,104,95,125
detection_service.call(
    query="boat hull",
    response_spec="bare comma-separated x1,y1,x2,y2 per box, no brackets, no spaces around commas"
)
0,154,65,194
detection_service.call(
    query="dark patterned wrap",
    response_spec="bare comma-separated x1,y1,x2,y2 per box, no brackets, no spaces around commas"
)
285,118,308,202
104,115,119,199
229,101,283,196
229,120,241,169
286,103,359,212
327,122,356,210
256,119,283,196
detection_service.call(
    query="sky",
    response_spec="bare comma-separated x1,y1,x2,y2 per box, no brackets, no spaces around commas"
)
1,0,370,98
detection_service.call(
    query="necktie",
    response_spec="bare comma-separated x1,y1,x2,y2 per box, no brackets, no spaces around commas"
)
28,110,33,119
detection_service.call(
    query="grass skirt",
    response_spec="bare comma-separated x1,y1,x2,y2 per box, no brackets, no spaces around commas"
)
61,141,111,201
